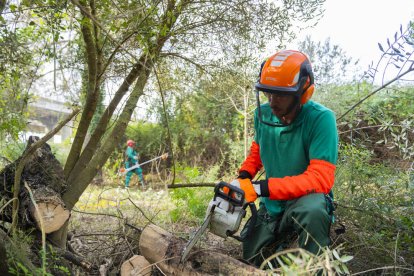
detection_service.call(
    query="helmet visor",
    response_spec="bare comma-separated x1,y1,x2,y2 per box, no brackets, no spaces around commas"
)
255,74,308,96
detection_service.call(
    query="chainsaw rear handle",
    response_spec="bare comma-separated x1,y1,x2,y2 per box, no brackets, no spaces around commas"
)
214,181,245,207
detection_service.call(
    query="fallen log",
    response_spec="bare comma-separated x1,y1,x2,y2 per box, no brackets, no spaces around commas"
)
0,136,70,233
139,224,266,275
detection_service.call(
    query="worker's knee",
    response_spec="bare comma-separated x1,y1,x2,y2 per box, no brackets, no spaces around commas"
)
285,193,331,231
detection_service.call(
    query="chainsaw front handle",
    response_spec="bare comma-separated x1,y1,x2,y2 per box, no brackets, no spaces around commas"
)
214,181,245,207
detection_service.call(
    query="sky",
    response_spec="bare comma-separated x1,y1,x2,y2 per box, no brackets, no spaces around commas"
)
291,0,414,71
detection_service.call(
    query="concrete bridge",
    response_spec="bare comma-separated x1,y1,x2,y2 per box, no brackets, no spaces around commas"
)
25,97,74,144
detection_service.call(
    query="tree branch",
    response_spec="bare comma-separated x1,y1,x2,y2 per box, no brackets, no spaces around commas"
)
0,0,6,15
167,183,216,188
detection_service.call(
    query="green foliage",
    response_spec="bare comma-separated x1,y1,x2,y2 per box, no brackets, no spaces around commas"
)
261,247,353,275
0,141,24,168
6,231,34,275
7,233,71,276
169,165,213,222
49,143,70,166
335,144,414,271
0,0,70,141
125,121,165,160
170,187,212,223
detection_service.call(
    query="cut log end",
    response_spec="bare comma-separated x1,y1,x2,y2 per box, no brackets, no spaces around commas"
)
30,202,70,233
121,255,152,276
139,224,266,275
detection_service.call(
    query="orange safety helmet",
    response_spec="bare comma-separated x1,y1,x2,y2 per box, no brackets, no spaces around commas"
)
255,50,315,105
127,140,135,147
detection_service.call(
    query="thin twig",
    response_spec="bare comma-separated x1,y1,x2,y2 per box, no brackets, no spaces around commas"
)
153,65,176,185
352,266,414,275
127,198,154,223
338,124,408,135
72,208,143,232
0,198,18,216
338,65,414,121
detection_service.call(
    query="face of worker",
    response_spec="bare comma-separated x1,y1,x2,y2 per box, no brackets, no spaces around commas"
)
268,94,295,118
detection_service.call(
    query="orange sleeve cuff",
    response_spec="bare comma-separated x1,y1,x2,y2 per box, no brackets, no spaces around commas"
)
268,159,336,200
239,141,263,179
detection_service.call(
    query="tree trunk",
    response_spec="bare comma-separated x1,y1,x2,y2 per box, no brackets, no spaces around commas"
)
139,224,266,275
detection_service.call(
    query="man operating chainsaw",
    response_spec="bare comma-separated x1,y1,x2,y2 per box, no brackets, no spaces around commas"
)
124,139,145,188
230,50,338,266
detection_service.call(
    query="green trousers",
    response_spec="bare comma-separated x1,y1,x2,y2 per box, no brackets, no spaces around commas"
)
241,193,332,267
125,167,145,187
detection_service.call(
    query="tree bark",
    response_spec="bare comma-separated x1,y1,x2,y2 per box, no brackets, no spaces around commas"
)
64,0,100,178
139,224,266,275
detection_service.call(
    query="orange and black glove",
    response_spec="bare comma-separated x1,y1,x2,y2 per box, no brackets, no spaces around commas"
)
227,171,268,203
229,178,257,202
224,171,270,203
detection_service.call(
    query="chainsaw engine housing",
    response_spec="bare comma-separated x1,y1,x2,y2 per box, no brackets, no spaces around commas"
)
207,197,246,238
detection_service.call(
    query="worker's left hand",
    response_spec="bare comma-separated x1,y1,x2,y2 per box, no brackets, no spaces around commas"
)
229,178,258,203
133,156,138,160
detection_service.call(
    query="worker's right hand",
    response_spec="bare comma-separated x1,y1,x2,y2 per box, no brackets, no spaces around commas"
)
133,156,138,160
229,178,258,203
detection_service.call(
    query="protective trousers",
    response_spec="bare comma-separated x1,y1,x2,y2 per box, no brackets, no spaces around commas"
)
241,193,332,267
125,167,145,188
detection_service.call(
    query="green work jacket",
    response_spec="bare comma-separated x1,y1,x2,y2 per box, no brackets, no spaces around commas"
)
254,100,338,216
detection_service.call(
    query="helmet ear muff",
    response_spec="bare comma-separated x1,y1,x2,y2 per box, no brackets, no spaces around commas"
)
300,84,314,105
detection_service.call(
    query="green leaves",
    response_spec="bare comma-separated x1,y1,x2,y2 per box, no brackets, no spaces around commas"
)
378,42,384,52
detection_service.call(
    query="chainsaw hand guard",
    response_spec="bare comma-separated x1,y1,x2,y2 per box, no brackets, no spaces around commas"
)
215,181,245,207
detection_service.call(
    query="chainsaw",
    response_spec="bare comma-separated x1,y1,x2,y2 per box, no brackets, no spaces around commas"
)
119,153,168,175
180,181,257,263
